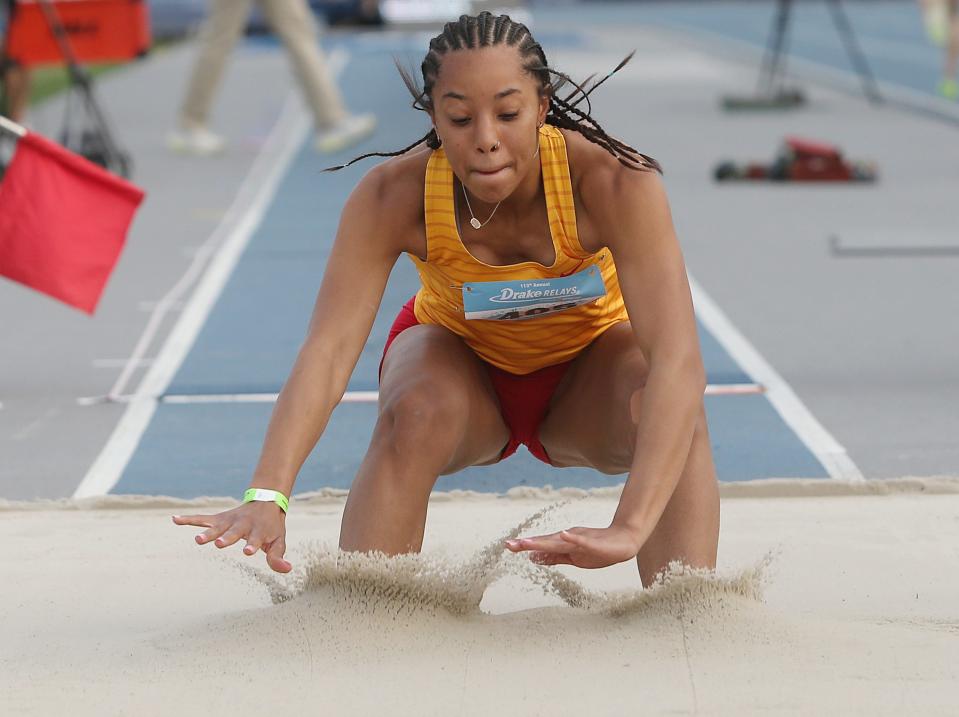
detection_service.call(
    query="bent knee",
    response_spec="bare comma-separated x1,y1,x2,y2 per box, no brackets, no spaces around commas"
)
376,382,469,450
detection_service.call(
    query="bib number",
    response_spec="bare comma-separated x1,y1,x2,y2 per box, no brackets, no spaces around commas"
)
462,266,606,321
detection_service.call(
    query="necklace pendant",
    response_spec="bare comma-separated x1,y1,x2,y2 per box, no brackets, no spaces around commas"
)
469,217,482,230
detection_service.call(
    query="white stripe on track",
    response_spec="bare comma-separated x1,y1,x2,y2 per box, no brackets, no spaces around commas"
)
93,384,765,406
162,390,380,404
689,275,863,481
73,50,349,498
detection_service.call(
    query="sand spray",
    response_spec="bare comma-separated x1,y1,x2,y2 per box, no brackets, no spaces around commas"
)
237,503,772,619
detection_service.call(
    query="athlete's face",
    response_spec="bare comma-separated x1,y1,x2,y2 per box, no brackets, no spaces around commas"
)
430,45,549,203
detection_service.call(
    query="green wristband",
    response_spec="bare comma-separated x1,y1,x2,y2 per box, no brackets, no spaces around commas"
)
243,488,289,513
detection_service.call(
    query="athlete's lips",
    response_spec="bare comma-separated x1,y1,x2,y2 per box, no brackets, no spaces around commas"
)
472,165,509,176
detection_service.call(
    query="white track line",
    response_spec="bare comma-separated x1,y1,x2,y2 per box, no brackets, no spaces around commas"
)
689,274,863,481
93,384,765,406
162,390,382,404
92,358,155,369
74,51,349,498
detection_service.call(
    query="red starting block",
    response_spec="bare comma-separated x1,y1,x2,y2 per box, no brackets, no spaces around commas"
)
5,0,151,67
715,136,878,182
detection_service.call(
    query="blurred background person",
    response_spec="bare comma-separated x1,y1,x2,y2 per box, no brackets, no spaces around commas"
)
942,0,959,98
919,0,959,98
168,0,375,156
0,0,31,122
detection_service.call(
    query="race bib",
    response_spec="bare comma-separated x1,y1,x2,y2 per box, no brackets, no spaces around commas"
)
462,265,606,321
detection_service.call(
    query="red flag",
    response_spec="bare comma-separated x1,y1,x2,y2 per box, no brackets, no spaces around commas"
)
0,131,145,314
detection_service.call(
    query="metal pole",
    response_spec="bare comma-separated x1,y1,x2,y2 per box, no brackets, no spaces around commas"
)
757,0,793,97
0,114,27,137
36,0,129,175
827,0,883,104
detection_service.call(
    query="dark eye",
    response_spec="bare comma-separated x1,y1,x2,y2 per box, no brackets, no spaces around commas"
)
500,113,519,121
451,117,470,126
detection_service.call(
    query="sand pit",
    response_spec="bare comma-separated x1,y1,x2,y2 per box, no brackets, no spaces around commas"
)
2,479,958,715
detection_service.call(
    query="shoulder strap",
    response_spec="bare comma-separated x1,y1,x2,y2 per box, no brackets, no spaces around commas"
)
539,125,591,259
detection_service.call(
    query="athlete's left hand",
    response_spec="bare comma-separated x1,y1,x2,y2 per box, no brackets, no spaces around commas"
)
505,525,642,569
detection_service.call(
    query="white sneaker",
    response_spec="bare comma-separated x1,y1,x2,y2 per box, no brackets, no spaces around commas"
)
314,113,376,154
167,125,227,156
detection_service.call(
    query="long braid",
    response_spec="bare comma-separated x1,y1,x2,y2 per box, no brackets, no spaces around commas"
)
323,129,439,172
329,12,660,174
549,92,660,172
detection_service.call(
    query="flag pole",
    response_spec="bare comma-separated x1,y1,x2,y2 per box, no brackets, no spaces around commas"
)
0,115,27,138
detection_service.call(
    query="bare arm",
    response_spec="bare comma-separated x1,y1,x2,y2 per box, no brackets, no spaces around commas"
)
506,162,706,569
250,168,403,496
600,169,706,541
173,163,408,571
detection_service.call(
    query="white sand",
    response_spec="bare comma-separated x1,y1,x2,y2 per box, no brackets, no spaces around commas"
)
2,479,958,715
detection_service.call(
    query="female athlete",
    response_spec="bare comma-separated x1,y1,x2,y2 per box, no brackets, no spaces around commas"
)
174,12,720,587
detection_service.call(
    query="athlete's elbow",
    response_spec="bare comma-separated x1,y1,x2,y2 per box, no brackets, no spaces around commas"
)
651,349,705,395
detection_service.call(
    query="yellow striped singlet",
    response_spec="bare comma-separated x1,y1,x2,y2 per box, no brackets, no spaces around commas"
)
409,124,628,375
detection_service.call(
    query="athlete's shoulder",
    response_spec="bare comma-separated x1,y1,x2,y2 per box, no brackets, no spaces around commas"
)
345,145,430,250
354,144,430,214
560,127,666,229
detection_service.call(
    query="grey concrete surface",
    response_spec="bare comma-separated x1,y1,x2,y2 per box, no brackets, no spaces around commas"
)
0,41,297,498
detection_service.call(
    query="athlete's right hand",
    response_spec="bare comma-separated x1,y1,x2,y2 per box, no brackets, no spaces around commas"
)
172,502,292,573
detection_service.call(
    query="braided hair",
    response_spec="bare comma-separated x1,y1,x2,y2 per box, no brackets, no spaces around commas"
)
326,12,660,174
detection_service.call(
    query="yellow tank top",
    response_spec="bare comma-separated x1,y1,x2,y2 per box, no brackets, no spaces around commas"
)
409,124,628,375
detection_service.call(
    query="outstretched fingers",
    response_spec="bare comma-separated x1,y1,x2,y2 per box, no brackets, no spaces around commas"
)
559,529,598,551
214,525,248,549
505,532,570,554
243,529,265,556
171,514,214,528
174,504,291,573
172,513,224,545
172,513,238,546
265,536,292,573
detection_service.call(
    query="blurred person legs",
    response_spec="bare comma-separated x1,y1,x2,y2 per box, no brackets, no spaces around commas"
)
0,59,30,122
941,0,959,99
920,0,950,44
1,0,31,123
168,0,251,155
257,0,374,152
169,0,375,156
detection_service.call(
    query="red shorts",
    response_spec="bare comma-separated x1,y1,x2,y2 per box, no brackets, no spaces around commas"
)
381,297,572,465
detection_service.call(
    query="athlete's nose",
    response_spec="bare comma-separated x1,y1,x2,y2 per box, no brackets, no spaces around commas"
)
476,139,500,153
474,117,499,154
476,138,500,154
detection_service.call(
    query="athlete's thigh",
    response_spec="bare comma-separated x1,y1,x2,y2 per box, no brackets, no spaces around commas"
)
380,324,509,473
538,322,648,472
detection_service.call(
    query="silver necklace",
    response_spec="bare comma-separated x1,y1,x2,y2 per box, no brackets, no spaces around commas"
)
461,183,501,230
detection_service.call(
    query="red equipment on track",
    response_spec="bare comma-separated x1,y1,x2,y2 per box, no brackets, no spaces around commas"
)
1,0,150,177
5,0,150,66
715,136,878,183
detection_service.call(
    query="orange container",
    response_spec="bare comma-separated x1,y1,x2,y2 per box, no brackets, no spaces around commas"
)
5,0,151,67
